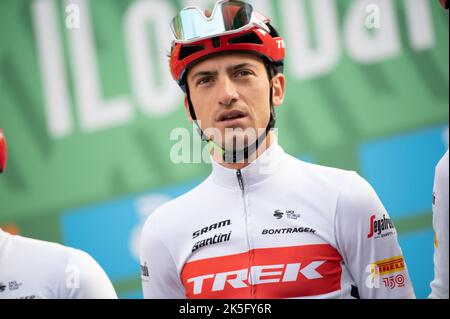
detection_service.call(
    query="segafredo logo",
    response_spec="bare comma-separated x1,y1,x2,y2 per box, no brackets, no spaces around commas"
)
367,214,395,239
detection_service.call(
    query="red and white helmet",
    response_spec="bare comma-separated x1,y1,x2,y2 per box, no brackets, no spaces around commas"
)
0,128,7,174
169,0,285,90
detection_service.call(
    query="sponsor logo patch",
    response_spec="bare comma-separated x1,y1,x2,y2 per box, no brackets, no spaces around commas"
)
367,214,395,239
181,244,343,299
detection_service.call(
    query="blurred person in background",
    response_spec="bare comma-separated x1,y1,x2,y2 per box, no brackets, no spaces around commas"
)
140,0,415,299
0,128,117,299
429,149,449,299
428,0,448,300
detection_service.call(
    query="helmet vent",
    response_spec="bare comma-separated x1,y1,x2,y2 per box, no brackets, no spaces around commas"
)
179,45,205,60
212,36,221,48
229,32,263,45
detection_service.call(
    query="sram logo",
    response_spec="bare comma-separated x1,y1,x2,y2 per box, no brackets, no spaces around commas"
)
181,245,343,299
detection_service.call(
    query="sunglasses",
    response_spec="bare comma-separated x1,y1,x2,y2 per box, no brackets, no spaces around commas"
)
171,0,270,44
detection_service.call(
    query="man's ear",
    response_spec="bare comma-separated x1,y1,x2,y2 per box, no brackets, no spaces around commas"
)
184,95,193,123
271,73,286,107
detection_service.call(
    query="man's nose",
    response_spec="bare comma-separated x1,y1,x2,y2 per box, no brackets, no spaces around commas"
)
218,77,239,106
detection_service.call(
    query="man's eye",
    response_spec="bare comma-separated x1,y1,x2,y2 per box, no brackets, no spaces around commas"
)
236,70,253,77
197,77,213,86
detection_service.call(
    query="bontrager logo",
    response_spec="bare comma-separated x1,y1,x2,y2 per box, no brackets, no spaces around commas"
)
262,227,316,235
0,283,6,292
192,220,231,239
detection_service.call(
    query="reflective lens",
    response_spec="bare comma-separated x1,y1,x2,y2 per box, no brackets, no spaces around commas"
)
222,1,252,30
171,0,256,42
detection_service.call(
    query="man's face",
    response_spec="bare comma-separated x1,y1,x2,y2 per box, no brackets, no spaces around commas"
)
185,53,285,149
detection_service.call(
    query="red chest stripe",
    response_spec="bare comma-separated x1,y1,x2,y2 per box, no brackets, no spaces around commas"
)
181,244,343,299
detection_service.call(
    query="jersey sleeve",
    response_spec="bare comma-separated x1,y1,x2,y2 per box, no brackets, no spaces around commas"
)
140,214,186,299
335,172,415,299
429,150,449,299
64,249,118,299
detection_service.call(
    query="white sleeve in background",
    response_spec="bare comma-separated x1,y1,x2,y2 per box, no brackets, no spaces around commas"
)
429,150,449,299
0,231,117,299
140,213,186,299
335,172,416,299
64,248,118,299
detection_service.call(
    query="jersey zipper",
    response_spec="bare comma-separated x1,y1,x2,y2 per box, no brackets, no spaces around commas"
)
236,169,256,298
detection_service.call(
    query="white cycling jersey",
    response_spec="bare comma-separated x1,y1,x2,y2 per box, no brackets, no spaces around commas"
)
429,150,449,299
140,140,415,299
0,229,117,299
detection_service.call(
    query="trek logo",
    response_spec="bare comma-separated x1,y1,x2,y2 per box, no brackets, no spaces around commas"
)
367,214,395,239
192,220,231,239
0,283,6,293
276,39,285,49
187,261,325,295
192,231,232,253
181,244,343,298
273,210,300,220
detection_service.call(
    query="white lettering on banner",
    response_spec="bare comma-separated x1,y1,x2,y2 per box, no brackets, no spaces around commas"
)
32,0,437,139
65,4,80,29
125,0,180,117
365,4,380,29
281,0,340,80
345,0,401,63
67,0,133,132
403,0,434,51
32,0,73,138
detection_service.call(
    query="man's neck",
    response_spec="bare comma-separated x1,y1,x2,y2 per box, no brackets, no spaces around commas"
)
212,132,275,170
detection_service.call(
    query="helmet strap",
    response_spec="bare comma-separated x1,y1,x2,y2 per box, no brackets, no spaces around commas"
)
185,62,276,164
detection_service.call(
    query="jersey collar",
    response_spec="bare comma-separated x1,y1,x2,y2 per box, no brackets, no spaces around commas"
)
210,138,284,190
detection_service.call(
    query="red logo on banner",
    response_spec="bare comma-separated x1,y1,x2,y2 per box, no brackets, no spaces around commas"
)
181,244,343,299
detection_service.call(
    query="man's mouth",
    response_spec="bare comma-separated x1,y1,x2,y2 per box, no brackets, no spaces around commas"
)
217,110,248,123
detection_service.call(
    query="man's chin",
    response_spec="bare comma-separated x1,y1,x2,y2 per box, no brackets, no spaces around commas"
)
222,135,253,151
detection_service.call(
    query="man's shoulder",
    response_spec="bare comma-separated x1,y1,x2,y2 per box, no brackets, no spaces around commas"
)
284,153,360,188
143,177,213,229
436,149,449,179
8,234,95,268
